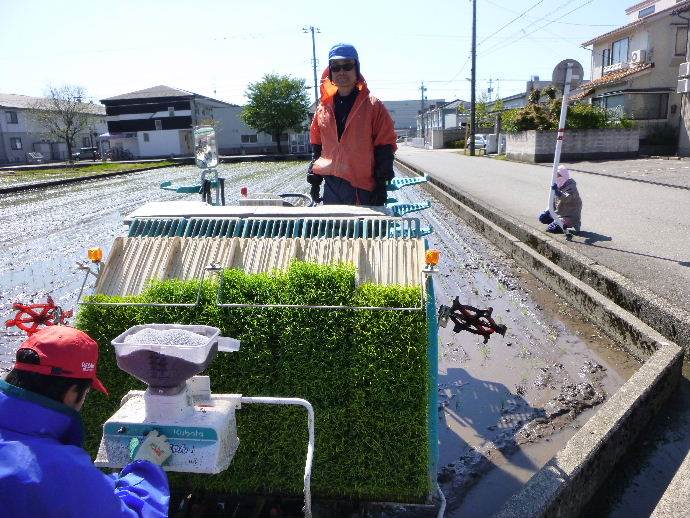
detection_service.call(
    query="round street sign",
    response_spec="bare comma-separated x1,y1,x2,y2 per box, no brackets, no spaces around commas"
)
552,59,584,89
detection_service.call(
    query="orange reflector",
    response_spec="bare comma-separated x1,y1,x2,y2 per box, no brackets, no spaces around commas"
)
88,247,103,263
425,249,440,266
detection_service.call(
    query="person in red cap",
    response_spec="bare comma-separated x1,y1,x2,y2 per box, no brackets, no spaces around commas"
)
0,326,171,518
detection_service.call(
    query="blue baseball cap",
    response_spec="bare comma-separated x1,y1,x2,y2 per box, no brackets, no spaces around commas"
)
328,43,359,63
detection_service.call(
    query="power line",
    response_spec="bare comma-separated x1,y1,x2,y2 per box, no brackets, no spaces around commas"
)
446,53,472,83
478,0,544,46
489,0,572,43
482,0,617,27
477,0,573,55
480,0,594,57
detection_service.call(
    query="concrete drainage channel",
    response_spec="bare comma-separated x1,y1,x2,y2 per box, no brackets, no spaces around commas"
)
395,158,686,518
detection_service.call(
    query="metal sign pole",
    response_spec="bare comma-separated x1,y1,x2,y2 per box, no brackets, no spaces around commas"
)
548,62,574,229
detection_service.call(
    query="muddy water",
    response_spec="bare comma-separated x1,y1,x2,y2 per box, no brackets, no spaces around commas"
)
393,183,640,516
0,162,308,366
0,162,642,516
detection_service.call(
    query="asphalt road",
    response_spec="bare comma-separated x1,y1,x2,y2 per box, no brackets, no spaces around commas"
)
396,147,690,315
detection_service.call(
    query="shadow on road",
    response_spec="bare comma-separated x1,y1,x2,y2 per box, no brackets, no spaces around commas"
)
576,230,612,245
571,231,689,266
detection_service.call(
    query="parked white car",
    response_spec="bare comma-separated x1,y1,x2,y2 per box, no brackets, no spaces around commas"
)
467,134,487,149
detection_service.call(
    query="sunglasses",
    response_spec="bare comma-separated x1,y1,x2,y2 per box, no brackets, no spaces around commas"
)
330,63,355,73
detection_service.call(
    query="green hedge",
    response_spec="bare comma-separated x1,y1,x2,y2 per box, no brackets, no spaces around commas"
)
76,262,430,502
501,100,635,133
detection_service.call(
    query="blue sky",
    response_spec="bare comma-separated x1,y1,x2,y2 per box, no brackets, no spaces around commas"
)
0,0,630,106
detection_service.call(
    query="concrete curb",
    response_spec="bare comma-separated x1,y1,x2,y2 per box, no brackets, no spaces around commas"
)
395,158,690,359
0,163,176,195
495,343,683,518
650,449,690,518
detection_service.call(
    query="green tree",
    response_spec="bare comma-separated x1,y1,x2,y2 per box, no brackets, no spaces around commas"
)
476,95,491,128
476,94,504,129
241,74,310,153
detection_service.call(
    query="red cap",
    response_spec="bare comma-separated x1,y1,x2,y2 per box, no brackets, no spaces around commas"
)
13,326,109,395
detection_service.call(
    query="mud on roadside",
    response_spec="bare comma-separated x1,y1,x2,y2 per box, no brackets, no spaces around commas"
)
395,176,640,514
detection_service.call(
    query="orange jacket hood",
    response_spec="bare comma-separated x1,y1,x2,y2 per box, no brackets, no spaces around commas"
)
319,66,369,103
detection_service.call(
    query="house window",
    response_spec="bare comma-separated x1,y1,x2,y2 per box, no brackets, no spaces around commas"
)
241,134,258,143
6,111,18,124
611,38,629,64
10,137,22,150
638,5,655,18
676,26,688,57
628,93,669,120
272,133,289,142
593,94,626,116
168,107,175,116
602,48,610,73
143,132,150,142
155,120,162,130
82,136,91,147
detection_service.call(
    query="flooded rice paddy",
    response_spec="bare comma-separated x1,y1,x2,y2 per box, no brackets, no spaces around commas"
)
0,161,641,516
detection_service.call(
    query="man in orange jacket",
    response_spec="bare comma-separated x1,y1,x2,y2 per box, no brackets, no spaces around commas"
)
308,43,397,206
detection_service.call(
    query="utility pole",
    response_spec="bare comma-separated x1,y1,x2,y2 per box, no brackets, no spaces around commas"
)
672,7,690,155
470,0,477,156
487,78,494,102
303,26,320,106
420,81,427,138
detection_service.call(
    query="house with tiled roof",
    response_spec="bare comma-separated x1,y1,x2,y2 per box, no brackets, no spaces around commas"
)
575,0,689,151
0,93,106,164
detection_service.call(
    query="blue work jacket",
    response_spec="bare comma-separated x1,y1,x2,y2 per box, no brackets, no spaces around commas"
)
0,379,170,517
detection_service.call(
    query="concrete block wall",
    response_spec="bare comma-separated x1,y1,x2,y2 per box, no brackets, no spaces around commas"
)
507,129,639,162
442,128,465,146
430,129,444,149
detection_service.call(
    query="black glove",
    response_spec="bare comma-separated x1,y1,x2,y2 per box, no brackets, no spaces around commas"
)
308,144,322,175
370,180,388,206
551,183,563,198
310,180,322,203
308,171,323,203
307,144,323,203
373,144,395,182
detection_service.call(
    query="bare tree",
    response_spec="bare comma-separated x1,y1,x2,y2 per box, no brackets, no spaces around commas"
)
29,85,94,163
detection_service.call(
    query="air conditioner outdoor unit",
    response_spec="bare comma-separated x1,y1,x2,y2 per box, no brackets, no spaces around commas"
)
630,50,647,65
679,62,690,79
678,78,690,94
